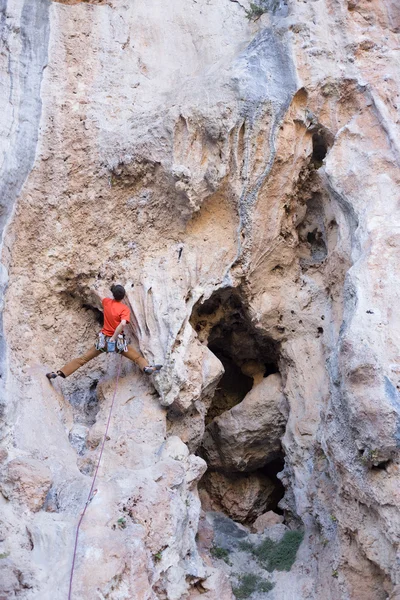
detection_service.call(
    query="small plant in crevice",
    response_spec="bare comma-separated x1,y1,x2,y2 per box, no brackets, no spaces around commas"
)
237,530,304,572
232,573,274,599
154,550,163,562
112,515,127,530
0,551,10,559
359,447,389,469
245,2,266,20
210,545,232,565
364,448,375,462
245,0,281,20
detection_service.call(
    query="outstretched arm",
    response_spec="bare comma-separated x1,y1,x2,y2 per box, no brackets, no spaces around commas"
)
89,282,109,309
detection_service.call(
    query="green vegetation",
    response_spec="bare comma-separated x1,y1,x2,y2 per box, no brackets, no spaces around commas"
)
117,517,127,529
154,550,163,562
259,580,274,593
252,537,276,568
360,448,379,465
0,552,10,559
210,545,232,565
245,3,266,20
238,530,304,572
259,531,304,571
238,540,255,552
232,574,274,599
244,0,281,20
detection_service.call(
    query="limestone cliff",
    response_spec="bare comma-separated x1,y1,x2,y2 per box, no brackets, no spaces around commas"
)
1,0,400,598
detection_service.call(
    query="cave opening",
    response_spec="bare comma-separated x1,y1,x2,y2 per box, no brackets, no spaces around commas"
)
191,288,279,421
261,457,286,515
310,127,334,167
312,132,328,162
82,303,104,326
59,287,105,327
190,287,287,525
205,348,253,425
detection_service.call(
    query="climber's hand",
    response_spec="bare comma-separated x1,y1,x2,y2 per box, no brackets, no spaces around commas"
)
92,283,108,303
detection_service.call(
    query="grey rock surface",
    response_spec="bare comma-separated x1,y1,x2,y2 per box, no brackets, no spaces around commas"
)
202,373,286,472
1,0,400,598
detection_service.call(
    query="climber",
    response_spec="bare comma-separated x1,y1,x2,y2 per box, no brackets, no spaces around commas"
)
46,284,162,380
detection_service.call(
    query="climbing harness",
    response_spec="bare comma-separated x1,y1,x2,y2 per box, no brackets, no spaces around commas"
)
95,332,128,354
95,332,106,351
68,354,123,600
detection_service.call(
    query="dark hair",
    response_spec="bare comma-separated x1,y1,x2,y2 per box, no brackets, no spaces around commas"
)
110,284,126,301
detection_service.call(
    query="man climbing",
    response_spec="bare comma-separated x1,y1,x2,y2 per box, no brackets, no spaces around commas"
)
46,284,162,380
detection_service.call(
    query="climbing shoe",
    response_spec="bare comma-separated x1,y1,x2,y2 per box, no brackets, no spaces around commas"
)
143,365,163,375
46,370,66,380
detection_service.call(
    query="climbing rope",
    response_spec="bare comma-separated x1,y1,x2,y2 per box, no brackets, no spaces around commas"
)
68,354,123,600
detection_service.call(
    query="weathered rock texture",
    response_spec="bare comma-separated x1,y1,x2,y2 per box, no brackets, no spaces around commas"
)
200,470,278,523
1,0,400,598
202,373,286,472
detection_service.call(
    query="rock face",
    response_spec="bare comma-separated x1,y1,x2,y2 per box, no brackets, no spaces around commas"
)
251,510,285,533
202,373,286,472
200,470,278,523
1,457,52,512
1,0,400,598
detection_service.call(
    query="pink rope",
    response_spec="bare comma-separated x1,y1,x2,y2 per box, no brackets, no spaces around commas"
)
68,355,123,600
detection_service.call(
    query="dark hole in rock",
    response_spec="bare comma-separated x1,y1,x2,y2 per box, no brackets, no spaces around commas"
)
312,132,328,163
205,347,253,425
191,287,279,422
272,264,284,273
264,362,278,377
259,456,285,514
307,229,318,245
191,287,286,524
371,460,391,471
82,303,104,326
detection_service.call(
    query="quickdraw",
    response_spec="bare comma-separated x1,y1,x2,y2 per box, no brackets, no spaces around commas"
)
116,334,128,353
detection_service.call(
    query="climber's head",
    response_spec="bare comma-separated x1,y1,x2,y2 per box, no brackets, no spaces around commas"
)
110,284,126,302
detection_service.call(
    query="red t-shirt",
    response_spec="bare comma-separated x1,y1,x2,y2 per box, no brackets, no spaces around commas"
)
101,298,130,336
